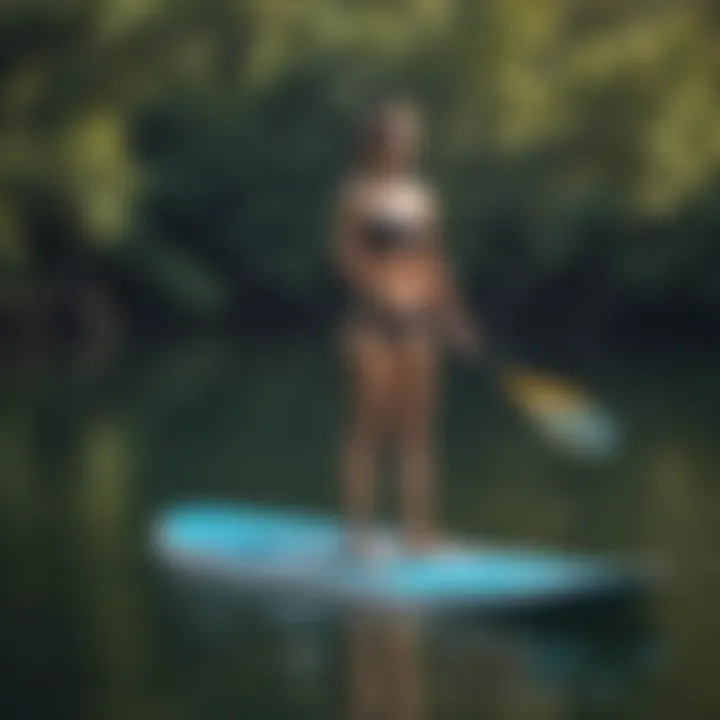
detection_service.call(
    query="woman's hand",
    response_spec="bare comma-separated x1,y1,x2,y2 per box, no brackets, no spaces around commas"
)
445,312,482,361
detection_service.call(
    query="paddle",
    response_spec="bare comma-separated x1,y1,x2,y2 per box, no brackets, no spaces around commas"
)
456,331,622,458
491,360,622,459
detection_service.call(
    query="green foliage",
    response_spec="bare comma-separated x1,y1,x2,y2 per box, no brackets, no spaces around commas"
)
0,0,718,324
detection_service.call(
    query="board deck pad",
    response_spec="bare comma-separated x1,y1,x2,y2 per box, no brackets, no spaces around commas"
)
152,503,655,612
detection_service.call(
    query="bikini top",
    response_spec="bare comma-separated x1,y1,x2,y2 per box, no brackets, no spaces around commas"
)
361,214,432,254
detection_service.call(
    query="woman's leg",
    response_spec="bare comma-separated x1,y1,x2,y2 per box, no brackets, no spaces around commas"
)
395,335,439,549
341,327,394,553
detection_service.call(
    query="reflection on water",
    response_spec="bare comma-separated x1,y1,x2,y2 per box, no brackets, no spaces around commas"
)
0,339,719,719
165,573,659,720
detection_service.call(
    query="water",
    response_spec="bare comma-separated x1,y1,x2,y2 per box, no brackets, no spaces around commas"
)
0,339,719,719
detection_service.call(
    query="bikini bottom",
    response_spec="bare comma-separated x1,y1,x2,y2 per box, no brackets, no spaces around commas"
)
345,298,440,344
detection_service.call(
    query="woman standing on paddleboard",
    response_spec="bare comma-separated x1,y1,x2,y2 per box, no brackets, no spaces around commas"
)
333,98,479,552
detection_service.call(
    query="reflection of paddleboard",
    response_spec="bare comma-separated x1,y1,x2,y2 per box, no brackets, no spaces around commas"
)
152,503,660,613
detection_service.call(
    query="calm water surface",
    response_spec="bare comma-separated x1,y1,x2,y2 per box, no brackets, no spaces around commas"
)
0,339,719,719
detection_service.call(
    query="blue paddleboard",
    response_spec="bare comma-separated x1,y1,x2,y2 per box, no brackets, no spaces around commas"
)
152,503,657,612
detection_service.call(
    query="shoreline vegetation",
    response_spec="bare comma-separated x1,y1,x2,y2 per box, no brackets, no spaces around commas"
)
1,1,718,353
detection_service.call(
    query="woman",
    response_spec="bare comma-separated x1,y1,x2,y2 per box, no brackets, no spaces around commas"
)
333,98,479,553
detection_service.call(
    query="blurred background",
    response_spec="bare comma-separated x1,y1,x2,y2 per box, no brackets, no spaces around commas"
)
0,1,719,719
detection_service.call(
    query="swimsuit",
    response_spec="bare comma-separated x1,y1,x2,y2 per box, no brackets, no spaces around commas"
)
345,214,439,342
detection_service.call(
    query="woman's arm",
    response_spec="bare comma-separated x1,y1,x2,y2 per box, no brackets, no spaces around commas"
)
428,190,482,356
332,180,374,295
442,270,482,357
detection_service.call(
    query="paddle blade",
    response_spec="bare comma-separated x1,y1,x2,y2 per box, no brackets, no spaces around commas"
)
500,369,622,458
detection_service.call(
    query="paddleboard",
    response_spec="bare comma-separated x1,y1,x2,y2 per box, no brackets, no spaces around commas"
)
152,502,658,613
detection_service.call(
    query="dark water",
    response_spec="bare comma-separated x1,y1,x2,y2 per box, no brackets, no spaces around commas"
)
1,339,719,719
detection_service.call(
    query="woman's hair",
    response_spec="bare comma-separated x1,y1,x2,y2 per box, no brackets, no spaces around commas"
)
356,97,420,166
